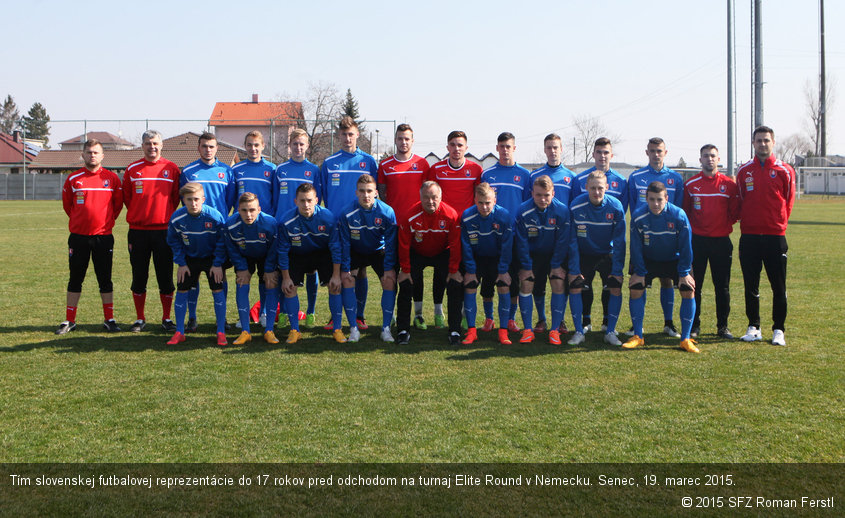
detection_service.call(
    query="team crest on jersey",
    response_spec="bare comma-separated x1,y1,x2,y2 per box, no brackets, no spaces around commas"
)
103,180,110,188
259,232,266,239
667,178,674,185
359,161,366,169
513,176,520,182
218,172,225,179
769,171,776,178
667,222,674,230
374,217,382,225
205,222,213,229
611,181,618,188
549,218,556,225
163,171,169,178
305,171,312,177
493,223,499,230
465,171,471,177
564,177,571,184
264,171,271,177
412,163,418,170
719,185,726,193
606,213,614,221
318,225,326,232
439,220,446,229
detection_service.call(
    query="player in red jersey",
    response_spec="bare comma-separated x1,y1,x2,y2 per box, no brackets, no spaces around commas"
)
56,139,124,335
123,130,181,333
396,181,464,345
683,144,740,339
377,124,432,328
736,126,796,346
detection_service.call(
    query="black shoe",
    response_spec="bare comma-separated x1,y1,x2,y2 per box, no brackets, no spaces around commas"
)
225,321,234,332
663,322,680,338
186,318,198,333
162,319,177,332
103,319,121,333
55,321,76,335
449,332,461,346
690,326,700,338
129,319,146,333
717,327,734,339
397,331,410,345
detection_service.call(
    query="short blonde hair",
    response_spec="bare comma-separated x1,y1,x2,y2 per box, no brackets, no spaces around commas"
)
475,182,495,198
532,175,553,191
180,182,204,197
244,130,264,145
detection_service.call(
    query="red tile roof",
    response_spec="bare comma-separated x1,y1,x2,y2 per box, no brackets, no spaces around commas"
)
209,101,303,127
0,132,38,165
60,131,134,146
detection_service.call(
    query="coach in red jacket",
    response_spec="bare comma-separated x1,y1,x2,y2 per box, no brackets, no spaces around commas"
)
683,144,740,339
56,139,123,335
396,181,463,345
736,126,795,346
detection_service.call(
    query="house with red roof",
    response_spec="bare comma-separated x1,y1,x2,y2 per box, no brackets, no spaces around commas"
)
208,94,303,161
59,131,135,151
0,131,38,175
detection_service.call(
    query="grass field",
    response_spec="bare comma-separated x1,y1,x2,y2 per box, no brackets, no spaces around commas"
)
0,199,843,463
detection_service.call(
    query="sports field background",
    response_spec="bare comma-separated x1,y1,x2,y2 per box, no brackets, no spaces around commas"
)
0,199,842,462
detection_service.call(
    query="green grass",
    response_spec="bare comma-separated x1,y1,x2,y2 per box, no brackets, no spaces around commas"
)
0,199,843,462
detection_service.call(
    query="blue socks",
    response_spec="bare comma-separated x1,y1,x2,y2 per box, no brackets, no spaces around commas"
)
174,291,188,334
381,289,396,329
285,295,300,331
342,287,357,328
568,292,582,334
212,290,226,334
519,293,533,330
680,297,696,340
483,299,494,320
630,292,646,338
236,283,251,333
264,286,278,332
607,293,622,334
328,293,343,331
464,292,477,329
551,293,565,331
497,293,511,329
188,286,199,320
660,287,674,322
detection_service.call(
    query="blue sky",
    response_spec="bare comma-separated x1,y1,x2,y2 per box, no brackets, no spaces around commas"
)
2,0,841,166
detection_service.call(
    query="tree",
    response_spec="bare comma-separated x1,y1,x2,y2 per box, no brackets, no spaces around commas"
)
21,102,50,146
775,133,813,166
0,95,20,134
341,88,360,121
804,77,836,156
572,114,621,163
279,81,343,164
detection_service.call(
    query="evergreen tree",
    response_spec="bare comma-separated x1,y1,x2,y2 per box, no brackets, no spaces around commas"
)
22,102,50,146
340,88,366,133
0,95,20,134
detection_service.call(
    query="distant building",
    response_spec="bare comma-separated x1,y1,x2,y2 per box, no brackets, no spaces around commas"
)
59,131,135,151
208,94,303,161
0,131,39,174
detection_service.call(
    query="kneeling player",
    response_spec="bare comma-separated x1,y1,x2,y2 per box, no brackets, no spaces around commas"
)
270,183,344,344
165,182,228,346
624,181,698,353
337,174,398,343
567,172,626,346
460,183,513,345
224,192,279,344
514,175,573,345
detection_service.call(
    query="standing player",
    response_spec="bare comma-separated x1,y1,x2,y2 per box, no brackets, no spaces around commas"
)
567,172,626,347
736,126,795,346
165,182,228,346
377,124,430,329
337,174,399,343
480,132,530,334
224,193,279,344
122,130,180,333
56,139,123,335
571,137,628,333
232,131,276,328
625,137,685,338
317,116,378,329
460,183,513,345
513,175,573,345
623,181,698,353
396,181,464,345
272,128,321,328
682,144,740,339
269,183,344,344
426,131,482,329
179,132,236,331
529,133,577,334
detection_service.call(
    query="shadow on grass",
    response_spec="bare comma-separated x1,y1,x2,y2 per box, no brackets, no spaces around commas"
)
789,220,845,226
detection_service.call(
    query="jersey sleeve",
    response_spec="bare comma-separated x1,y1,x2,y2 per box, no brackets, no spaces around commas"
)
110,173,124,220
337,214,352,272
514,213,531,271
460,219,476,275
498,210,514,274
630,219,647,277
447,213,461,274
677,211,693,276
225,169,236,216
567,210,581,275
224,226,248,272
672,174,684,207
316,163,327,207
784,164,796,218
382,210,398,272
276,221,292,272
212,217,228,267
167,218,187,267
328,218,342,266
62,175,73,217
727,180,741,224
550,206,570,269
610,207,626,277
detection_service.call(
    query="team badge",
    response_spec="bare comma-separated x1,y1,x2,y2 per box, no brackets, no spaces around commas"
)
667,178,674,185
360,161,366,169
163,171,169,178
564,177,571,184
720,185,726,193
69,248,73,256
103,180,110,188
668,222,674,230
375,217,382,225
412,163,418,170
218,172,225,179
514,176,520,182
465,171,471,177
318,225,326,232
259,232,266,239
439,220,446,229
205,222,213,229
606,213,613,220
264,171,271,177
493,223,499,230
770,171,776,178
549,218,556,225
305,171,312,177
611,181,618,188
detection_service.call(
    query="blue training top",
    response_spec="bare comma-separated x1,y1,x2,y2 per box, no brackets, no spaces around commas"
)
317,149,378,218
460,204,513,274
626,165,684,214
571,167,629,213
629,202,692,277
480,163,531,219
180,159,236,218
232,159,276,214
223,211,278,272
336,198,398,272
272,158,319,221
514,197,574,271
167,205,227,266
275,204,341,270
568,193,626,276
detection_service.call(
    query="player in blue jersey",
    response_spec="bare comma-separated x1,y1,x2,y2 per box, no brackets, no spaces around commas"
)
179,132,236,332
571,137,628,333
514,175,574,345
623,181,699,353
272,129,321,328
337,174,399,343
317,116,378,331
480,132,531,334
567,172,626,347
460,183,514,345
625,137,685,338
165,182,228,346
528,133,577,335
270,183,345,344
224,192,280,345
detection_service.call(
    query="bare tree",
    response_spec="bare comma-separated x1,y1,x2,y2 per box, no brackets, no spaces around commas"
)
775,133,813,166
278,81,343,164
804,77,836,156
572,115,621,164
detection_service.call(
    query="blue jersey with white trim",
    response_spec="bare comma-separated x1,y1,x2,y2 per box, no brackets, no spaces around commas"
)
272,158,319,220
166,205,227,267
571,167,629,213
629,203,692,277
337,199,397,272
223,211,278,271
514,198,573,271
460,204,513,274
626,165,684,214
180,159,236,217
232,159,276,213
480,163,531,218
276,205,341,270
317,149,378,218
529,163,577,205
569,193,626,276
